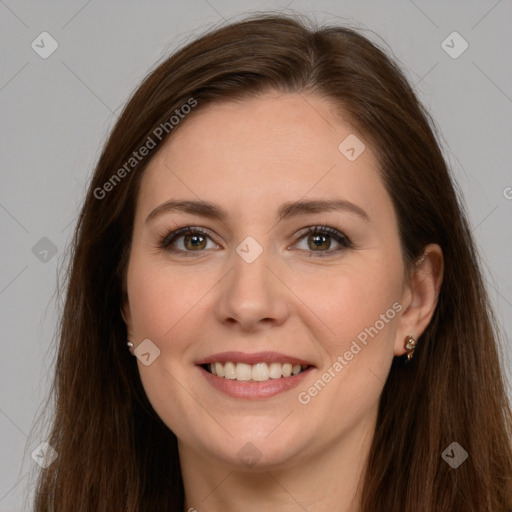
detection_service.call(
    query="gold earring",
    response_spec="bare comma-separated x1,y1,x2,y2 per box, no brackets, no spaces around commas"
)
404,335,417,362
416,250,427,266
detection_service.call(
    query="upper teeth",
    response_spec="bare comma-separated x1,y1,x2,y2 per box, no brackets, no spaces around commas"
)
208,361,305,381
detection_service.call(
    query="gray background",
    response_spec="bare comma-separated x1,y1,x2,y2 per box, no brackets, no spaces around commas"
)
1,0,511,509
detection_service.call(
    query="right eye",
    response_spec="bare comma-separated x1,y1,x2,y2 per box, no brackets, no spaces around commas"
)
159,226,220,255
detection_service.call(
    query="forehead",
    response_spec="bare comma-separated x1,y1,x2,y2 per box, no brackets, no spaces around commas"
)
137,92,392,226
156,92,357,175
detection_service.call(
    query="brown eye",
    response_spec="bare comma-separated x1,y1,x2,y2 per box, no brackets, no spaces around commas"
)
307,233,332,251
160,227,218,254
293,226,352,257
182,233,207,250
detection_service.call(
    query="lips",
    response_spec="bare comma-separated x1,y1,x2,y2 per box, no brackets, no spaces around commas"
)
195,351,314,396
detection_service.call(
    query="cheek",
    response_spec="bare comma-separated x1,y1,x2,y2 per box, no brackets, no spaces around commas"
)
127,267,175,340
125,254,219,358
289,256,403,403
293,274,401,426
125,247,176,340
296,259,402,341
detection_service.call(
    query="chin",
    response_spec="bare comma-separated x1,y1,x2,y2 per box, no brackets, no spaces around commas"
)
196,421,312,471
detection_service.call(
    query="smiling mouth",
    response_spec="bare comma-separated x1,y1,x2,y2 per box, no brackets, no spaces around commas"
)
202,361,310,382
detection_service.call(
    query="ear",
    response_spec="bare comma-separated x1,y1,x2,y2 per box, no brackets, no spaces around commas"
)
394,243,444,356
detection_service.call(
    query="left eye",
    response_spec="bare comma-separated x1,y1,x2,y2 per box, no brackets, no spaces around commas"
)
291,226,352,256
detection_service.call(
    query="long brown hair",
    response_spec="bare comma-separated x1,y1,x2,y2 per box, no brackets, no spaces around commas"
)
30,12,512,511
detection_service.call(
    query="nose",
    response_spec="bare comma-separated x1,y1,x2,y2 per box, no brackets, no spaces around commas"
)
214,243,291,332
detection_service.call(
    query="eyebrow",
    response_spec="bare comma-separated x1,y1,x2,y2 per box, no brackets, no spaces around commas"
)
145,198,370,224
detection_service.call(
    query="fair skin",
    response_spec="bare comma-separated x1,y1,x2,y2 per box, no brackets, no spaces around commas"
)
122,92,443,512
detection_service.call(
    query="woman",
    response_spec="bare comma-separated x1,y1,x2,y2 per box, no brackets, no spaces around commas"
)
32,12,512,512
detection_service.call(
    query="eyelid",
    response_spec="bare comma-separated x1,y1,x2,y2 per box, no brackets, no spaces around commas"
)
293,225,350,242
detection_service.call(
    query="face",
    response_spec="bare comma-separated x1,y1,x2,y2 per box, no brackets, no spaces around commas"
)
122,91,416,471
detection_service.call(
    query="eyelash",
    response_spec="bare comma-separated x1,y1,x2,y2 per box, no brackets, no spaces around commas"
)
158,225,353,258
